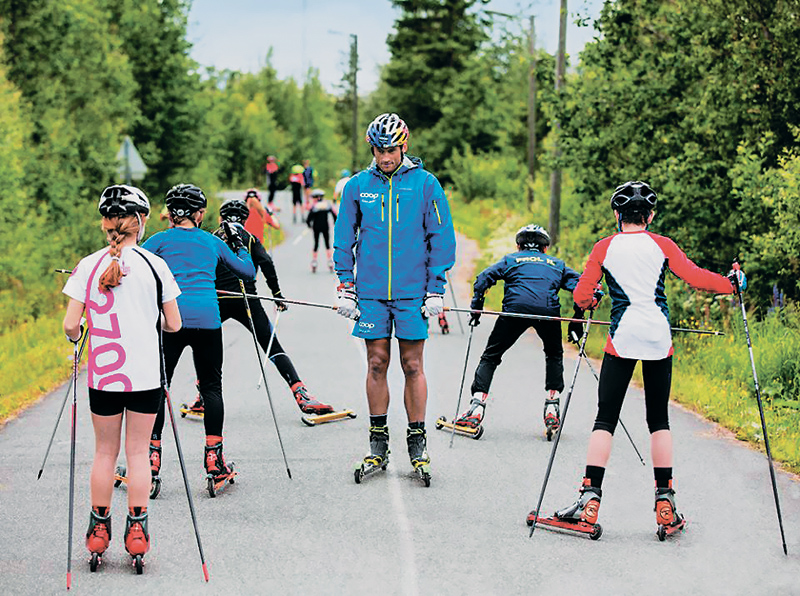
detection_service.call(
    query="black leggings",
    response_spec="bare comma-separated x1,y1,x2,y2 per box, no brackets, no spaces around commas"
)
218,298,301,388
152,327,224,439
312,228,330,251
470,316,564,395
593,353,672,434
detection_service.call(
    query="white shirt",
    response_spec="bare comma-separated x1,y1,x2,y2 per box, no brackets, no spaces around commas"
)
63,246,181,391
333,175,351,200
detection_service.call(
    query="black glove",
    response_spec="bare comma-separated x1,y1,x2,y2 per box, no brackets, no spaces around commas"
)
592,285,604,309
66,323,84,344
273,290,288,312
469,311,481,327
221,221,245,252
567,305,585,345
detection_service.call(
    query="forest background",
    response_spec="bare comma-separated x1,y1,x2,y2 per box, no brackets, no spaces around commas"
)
1,0,799,470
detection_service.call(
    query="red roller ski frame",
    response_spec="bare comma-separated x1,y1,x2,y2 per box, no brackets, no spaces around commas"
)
526,510,603,541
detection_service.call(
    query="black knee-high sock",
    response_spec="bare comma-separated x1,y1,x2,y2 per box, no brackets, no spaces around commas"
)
654,467,672,489
585,465,605,489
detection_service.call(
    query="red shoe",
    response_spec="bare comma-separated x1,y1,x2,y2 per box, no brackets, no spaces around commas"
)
124,509,150,557
291,383,334,414
86,508,111,556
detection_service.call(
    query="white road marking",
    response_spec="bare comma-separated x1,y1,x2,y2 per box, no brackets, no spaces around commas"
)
352,334,420,596
291,228,308,246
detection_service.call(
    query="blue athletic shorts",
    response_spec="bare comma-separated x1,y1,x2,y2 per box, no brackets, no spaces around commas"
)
353,298,428,340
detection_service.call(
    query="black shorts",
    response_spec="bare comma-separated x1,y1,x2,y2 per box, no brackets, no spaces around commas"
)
89,387,162,416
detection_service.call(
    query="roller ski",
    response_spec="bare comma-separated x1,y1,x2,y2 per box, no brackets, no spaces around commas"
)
407,427,431,487
311,259,317,273
179,395,204,420
435,393,487,439
544,392,560,441
124,509,150,575
655,485,687,541
527,478,603,540
85,508,111,572
113,440,162,499
354,425,390,484
327,259,334,273
438,312,450,334
204,438,236,498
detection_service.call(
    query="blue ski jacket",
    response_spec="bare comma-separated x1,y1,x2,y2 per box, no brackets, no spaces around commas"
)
143,226,255,328
471,249,579,316
333,155,456,300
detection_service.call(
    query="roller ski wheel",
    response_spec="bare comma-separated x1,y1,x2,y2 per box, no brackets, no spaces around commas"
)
655,486,687,541
149,476,162,500
311,260,317,273
179,400,204,420
133,554,144,575
354,456,389,484
407,427,431,487
89,552,101,572
301,409,357,427
207,464,236,498
327,260,334,273
114,465,126,487
526,510,603,540
434,415,484,439
544,396,560,442
114,466,161,500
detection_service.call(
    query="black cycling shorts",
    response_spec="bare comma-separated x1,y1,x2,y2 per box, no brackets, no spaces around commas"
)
88,387,162,416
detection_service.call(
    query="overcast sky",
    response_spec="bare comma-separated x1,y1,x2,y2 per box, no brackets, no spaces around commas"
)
186,0,605,94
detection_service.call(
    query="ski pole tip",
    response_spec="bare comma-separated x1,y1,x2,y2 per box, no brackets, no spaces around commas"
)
37,469,43,480
286,468,293,480
202,563,210,582
67,572,72,590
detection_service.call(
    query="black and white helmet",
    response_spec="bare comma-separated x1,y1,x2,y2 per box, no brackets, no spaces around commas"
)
219,198,249,224
165,184,206,218
98,184,150,217
311,188,325,198
610,181,657,212
515,224,550,250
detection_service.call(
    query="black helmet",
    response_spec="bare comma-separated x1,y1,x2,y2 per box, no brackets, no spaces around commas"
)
610,181,657,212
219,198,249,224
98,184,150,217
165,184,206,218
244,188,260,200
515,224,550,250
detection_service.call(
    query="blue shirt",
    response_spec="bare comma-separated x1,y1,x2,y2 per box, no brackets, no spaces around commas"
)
143,227,255,328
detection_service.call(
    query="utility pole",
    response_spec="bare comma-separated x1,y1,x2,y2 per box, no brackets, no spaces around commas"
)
548,0,567,246
527,15,536,205
349,34,359,174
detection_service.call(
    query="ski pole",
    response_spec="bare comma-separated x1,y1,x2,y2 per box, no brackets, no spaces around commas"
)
444,307,724,336
256,309,281,390
449,324,475,448
238,280,292,479
65,340,79,590
529,313,594,538
38,332,89,480
578,351,646,466
217,289,335,312
731,264,788,555
445,270,465,335
159,335,210,581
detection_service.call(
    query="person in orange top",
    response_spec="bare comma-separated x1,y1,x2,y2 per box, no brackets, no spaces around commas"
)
243,188,279,243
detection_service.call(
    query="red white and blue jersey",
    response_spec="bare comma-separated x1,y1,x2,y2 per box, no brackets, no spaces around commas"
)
574,231,734,360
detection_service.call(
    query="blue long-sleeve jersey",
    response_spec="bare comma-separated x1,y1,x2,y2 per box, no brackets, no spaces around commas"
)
471,249,579,316
333,155,456,299
143,226,255,328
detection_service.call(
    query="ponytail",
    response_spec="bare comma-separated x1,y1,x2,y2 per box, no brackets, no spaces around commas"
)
98,215,140,292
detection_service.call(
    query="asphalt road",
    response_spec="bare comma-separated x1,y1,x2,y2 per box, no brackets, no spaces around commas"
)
1,190,799,595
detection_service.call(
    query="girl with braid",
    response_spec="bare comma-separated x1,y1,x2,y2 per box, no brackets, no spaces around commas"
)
63,185,182,570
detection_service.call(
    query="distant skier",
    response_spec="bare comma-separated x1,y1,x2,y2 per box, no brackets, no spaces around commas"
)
306,188,337,273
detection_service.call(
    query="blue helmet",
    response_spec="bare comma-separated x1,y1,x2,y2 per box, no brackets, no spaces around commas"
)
341,169,351,178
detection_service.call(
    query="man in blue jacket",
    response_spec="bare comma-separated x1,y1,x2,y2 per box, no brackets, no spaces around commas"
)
333,112,456,482
457,225,583,440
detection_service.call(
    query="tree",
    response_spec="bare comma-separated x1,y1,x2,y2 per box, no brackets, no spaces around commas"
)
384,0,489,131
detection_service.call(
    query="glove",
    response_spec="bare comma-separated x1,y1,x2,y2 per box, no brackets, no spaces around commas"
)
591,285,604,309
567,305,585,345
728,266,747,292
421,293,445,319
336,282,360,320
469,311,481,327
221,221,245,252
273,291,288,312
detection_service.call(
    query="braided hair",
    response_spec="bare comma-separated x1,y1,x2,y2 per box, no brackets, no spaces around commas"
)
97,215,140,292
